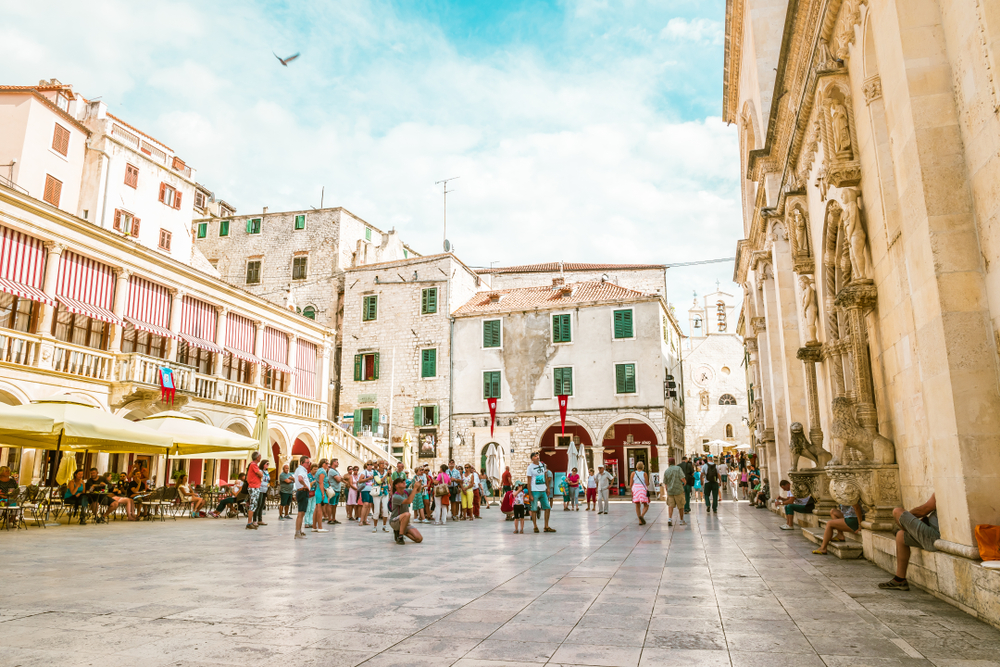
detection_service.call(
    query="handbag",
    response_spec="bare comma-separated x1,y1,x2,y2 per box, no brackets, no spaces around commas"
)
434,483,449,497
326,486,338,500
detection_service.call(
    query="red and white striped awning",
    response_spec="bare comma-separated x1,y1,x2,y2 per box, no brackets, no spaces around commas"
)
226,312,260,364
0,226,55,306
295,339,318,398
179,296,223,354
56,251,121,324
125,275,178,340
262,327,293,373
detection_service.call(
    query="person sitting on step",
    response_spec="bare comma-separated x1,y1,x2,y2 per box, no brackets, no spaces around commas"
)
813,503,863,554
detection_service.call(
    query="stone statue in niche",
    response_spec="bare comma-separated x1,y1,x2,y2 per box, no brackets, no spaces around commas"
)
841,188,872,281
799,275,819,343
790,422,833,470
830,397,895,464
830,102,853,159
699,391,710,410
792,208,809,256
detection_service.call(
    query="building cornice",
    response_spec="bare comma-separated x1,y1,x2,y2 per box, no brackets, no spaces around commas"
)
722,0,745,124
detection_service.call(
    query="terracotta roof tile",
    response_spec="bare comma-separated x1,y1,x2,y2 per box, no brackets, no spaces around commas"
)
454,281,652,316
477,262,664,275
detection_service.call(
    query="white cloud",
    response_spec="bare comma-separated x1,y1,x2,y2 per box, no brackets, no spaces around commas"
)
659,17,724,44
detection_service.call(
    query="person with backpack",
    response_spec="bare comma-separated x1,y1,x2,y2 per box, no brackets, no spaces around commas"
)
511,482,527,534
702,457,721,513
679,456,695,513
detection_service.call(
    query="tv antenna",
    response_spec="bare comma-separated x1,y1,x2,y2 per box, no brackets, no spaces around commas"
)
435,176,459,252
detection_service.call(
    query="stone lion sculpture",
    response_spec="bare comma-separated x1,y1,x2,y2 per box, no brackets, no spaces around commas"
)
829,397,895,464
790,422,832,470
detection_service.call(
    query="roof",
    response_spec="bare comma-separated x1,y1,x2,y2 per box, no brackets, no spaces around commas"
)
106,111,173,152
453,280,656,316
345,252,478,282
477,262,664,275
0,86,90,135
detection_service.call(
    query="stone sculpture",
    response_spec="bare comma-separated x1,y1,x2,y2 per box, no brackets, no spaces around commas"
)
799,275,819,343
829,397,895,464
792,208,809,256
790,422,832,470
841,188,871,281
830,102,853,159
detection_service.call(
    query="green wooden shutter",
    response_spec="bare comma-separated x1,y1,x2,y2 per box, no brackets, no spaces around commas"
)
483,320,501,348
487,371,501,399
220,220,229,236
613,309,633,338
414,406,422,426
421,289,428,314
429,288,437,313
354,354,362,381
370,296,378,320
353,409,362,435
432,405,439,425
246,218,252,233
421,348,436,378
554,367,572,395
553,314,570,342
424,288,437,314
372,409,379,432
626,364,635,393
483,372,491,398
373,352,380,379
616,363,635,393
554,368,562,395
616,364,626,394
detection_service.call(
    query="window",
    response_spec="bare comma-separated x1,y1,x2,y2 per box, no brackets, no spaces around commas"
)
52,305,107,350
353,407,380,436
51,124,70,156
421,288,437,314
194,191,206,209
219,220,230,237
246,260,261,284
176,342,213,374
365,227,372,241
294,214,306,230
353,352,379,381
158,183,180,208
483,319,501,348
158,229,172,251
552,314,571,343
222,354,254,384
113,209,140,237
725,424,734,438
43,174,62,207
554,367,573,396
302,305,316,320
414,405,439,427
615,363,636,394
292,256,308,280
0,293,36,335
717,300,727,332
421,348,436,378
122,328,167,359
264,367,287,392
55,94,69,112
483,371,502,399
197,223,207,238
124,163,139,188
403,249,409,259
362,295,378,321
246,218,262,234
613,309,634,339
719,394,737,405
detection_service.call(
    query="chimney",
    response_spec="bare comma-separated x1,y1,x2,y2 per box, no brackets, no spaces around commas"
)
487,292,501,303
558,285,573,297
262,206,268,215
552,277,564,286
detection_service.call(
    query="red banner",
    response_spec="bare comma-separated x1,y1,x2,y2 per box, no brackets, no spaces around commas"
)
557,394,568,434
488,397,497,436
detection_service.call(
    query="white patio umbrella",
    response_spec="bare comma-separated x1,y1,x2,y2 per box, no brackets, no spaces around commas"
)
485,443,500,486
735,443,752,451
139,412,258,456
567,440,579,474
578,444,590,494
250,400,269,461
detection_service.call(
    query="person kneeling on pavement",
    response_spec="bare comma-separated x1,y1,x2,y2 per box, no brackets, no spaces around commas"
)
389,477,423,545
879,493,938,591
776,480,814,530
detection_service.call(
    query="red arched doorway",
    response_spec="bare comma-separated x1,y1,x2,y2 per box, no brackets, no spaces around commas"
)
601,420,658,493
291,438,310,457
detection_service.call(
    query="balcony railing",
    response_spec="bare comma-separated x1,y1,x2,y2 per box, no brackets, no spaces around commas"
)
295,397,322,420
225,381,257,408
116,353,195,392
53,341,113,380
263,390,289,415
193,373,217,401
325,423,396,466
0,329,39,367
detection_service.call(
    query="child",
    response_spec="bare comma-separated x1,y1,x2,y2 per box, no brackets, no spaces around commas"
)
512,482,526,534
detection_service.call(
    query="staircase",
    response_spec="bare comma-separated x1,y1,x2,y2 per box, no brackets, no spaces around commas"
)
801,518,864,559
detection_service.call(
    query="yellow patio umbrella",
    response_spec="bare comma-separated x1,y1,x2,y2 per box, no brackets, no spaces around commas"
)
249,400,268,461
55,454,77,485
140,411,258,456
0,403,57,443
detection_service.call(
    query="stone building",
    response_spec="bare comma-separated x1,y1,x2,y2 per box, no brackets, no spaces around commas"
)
726,0,1000,624
451,279,685,492
682,288,750,456
479,262,668,299
338,254,482,466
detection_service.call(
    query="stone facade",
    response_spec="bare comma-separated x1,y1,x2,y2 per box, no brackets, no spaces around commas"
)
682,289,750,456
726,0,1000,626
480,263,668,300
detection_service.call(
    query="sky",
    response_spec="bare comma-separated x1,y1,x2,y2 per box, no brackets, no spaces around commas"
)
2,0,741,328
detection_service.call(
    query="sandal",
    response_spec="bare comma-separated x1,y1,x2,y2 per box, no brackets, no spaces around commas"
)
812,549,828,555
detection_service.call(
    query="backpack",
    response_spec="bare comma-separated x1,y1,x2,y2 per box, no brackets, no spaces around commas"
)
500,490,514,514
706,464,719,484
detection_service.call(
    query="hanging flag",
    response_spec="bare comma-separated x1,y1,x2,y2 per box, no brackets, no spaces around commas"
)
558,394,568,434
158,367,176,406
487,397,498,436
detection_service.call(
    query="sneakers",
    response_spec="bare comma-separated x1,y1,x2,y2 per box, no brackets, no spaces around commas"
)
878,578,910,591
667,519,673,526
679,520,687,526
294,532,306,539
383,526,390,532
372,527,378,533
395,536,405,545
780,525,795,531
312,528,329,533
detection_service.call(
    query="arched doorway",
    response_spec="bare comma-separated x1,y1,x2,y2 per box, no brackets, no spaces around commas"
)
599,419,659,494
291,438,311,457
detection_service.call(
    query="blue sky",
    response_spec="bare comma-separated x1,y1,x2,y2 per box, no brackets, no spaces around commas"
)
2,0,740,320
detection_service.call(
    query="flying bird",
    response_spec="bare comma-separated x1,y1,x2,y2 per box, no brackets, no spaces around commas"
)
273,51,300,67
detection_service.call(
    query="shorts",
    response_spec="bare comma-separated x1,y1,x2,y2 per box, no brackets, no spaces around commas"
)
899,511,939,551
295,489,310,513
531,490,551,512
666,494,685,510
502,485,512,494
361,491,373,505
280,492,292,507
315,490,327,505
389,511,408,529
739,481,748,487
845,517,860,531
450,488,461,503
586,488,597,501
513,505,525,519
784,503,813,516
371,494,389,519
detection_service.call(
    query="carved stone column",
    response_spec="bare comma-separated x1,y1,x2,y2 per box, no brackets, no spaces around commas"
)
108,268,131,354
213,307,228,378
796,345,825,452
36,242,65,370
827,463,901,531
834,280,878,429
167,289,184,362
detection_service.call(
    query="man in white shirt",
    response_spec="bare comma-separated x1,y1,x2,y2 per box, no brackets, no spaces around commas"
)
585,472,598,511
293,456,312,539
596,465,615,514
525,452,555,533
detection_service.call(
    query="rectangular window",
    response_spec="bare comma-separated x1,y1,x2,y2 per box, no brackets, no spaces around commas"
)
246,260,261,284
176,341,214,375
294,214,306,230
159,183,175,207
554,367,573,396
363,295,378,321
113,209,140,237
219,220,230,237
43,174,62,207
0,292,36,335
414,405,439,427
552,314,571,343
196,223,207,238
122,328,167,359
264,367,287,392
51,124,70,156
613,309,634,339
52,305,108,350
246,218,262,234
124,163,139,188
292,256,308,280
158,229,172,251
365,227,372,241
615,363,636,394
353,352,380,381
55,94,69,112
421,287,438,314
483,319,501,348
194,190,205,209
421,348,436,378
222,354,254,385
483,371,502,399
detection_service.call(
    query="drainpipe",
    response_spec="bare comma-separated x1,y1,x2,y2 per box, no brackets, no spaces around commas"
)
448,274,454,463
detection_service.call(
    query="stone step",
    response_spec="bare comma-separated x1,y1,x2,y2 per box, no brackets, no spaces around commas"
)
816,518,863,543
801,526,864,559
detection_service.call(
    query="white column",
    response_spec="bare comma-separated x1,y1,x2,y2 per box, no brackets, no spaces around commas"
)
213,307,228,377
253,320,265,387
287,334,297,411
108,268,131,353
320,336,333,421
167,289,184,362
37,242,64,335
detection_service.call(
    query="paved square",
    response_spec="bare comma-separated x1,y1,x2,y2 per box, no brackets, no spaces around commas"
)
2,500,999,666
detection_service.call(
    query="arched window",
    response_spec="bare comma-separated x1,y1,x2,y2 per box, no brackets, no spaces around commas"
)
725,424,734,438
302,305,316,320
693,316,702,330
719,394,737,405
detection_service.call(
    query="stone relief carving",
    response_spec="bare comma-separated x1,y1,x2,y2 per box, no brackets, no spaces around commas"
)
829,102,853,159
862,76,882,105
829,397,895,464
790,422,832,470
799,275,819,343
792,207,810,256
833,0,867,60
841,188,872,281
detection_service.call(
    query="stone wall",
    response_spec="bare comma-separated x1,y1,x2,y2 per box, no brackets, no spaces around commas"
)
485,267,667,300
683,333,751,455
